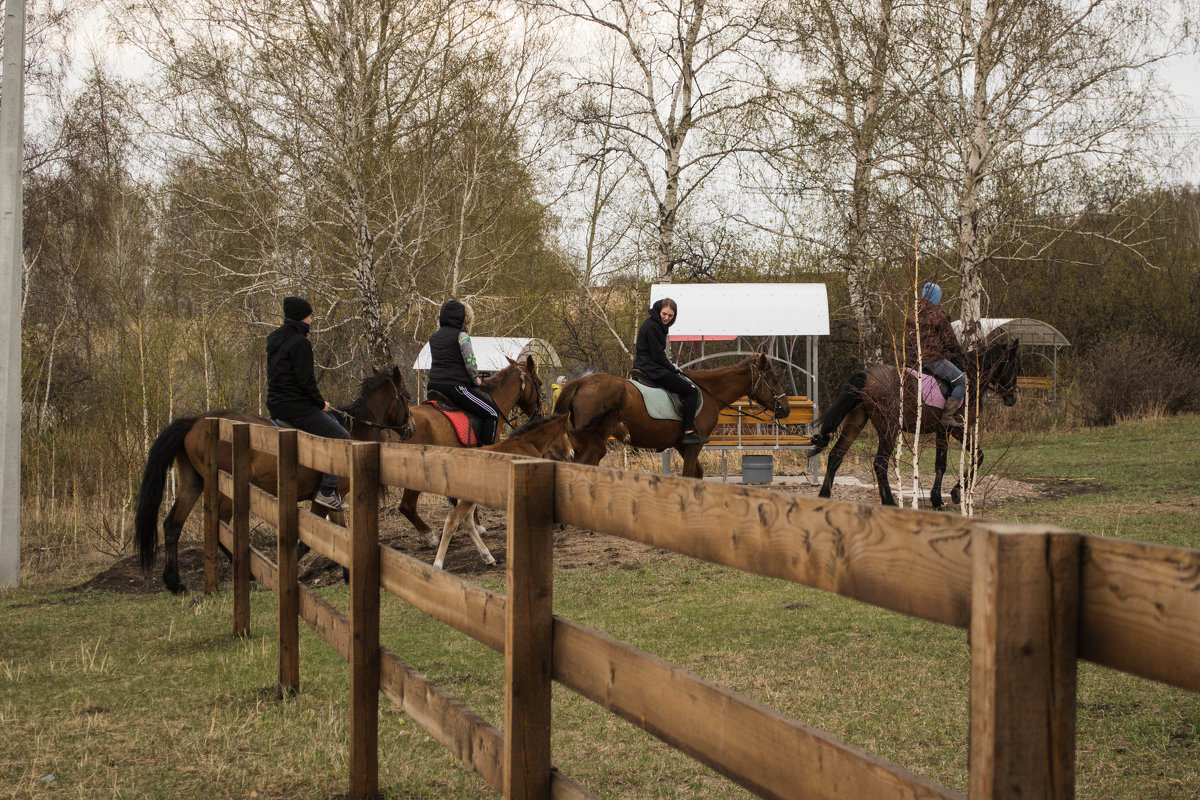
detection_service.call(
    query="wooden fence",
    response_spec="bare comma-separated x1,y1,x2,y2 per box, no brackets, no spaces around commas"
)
202,417,1200,800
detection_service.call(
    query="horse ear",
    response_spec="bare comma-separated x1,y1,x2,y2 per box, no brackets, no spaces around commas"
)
526,354,535,371
506,357,518,367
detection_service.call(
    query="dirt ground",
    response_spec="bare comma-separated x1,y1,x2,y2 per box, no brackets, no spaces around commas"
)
73,466,1044,596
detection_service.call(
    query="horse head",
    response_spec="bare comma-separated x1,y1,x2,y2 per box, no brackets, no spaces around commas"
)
504,354,544,418
346,365,413,438
749,353,790,419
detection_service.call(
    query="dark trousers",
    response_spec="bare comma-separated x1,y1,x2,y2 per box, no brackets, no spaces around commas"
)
281,407,351,492
429,383,500,445
650,371,700,432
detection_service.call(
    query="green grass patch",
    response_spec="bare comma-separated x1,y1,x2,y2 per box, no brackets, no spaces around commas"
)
4,415,1199,798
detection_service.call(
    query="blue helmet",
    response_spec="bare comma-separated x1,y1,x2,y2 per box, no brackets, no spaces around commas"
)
921,283,942,305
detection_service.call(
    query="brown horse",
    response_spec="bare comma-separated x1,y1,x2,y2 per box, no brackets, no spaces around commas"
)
433,412,574,569
393,355,544,543
134,366,412,593
553,353,789,478
811,340,1020,508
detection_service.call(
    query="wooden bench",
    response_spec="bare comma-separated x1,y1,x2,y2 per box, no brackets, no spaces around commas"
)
1017,376,1054,392
707,395,815,449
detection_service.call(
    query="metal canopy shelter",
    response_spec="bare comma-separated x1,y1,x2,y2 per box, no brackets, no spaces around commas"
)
952,317,1070,399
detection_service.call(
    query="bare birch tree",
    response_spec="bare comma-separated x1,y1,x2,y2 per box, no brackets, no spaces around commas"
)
540,0,772,282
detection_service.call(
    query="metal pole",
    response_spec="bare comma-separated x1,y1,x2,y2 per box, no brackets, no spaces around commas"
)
0,0,26,588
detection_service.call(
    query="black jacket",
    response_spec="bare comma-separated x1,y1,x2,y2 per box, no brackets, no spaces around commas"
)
632,300,680,381
266,318,325,418
427,300,474,386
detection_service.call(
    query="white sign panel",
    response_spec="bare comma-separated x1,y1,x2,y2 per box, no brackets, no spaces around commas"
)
648,283,830,337
414,337,535,371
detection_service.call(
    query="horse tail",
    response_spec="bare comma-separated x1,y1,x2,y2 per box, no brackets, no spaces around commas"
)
134,416,199,573
553,380,581,423
810,372,867,454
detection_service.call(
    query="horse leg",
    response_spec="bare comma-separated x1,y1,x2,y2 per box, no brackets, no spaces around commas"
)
399,488,438,547
435,502,470,569
818,409,867,499
161,459,204,594
679,445,703,479
931,433,949,510
465,507,496,567
872,435,897,506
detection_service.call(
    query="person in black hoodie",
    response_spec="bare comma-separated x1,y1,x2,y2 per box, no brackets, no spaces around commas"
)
266,296,351,510
632,297,705,445
426,299,500,445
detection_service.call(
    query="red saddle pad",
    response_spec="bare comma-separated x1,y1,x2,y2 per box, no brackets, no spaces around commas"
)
423,401,480,447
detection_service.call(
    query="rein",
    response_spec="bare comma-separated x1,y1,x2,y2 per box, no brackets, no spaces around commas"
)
332,376,413,437
689,362,786,420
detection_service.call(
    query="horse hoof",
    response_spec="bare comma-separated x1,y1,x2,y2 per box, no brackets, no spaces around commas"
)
484,555,497,566
424,534,440,548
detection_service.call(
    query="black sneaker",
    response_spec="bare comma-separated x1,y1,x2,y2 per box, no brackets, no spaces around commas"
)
679,431,709,445
314,489,350,512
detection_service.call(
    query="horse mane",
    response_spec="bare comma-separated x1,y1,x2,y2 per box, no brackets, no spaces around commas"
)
680,355,755,379
508,411,567,437
341,371,397,420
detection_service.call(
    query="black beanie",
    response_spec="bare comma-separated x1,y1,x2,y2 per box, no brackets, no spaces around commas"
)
283,296,313,321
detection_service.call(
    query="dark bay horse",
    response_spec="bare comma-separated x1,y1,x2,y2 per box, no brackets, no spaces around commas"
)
811,340,1020,508
553,353,789,478
135,366,412,593
393,355,544,544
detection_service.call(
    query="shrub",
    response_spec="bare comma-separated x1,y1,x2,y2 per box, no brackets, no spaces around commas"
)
1071,332,1200,426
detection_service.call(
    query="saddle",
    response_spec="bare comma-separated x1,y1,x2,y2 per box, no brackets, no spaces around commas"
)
423,394,483,447
628,371,704,421
905,367,949,410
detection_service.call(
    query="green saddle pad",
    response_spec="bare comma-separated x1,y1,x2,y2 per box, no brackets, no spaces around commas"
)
630,379,703,421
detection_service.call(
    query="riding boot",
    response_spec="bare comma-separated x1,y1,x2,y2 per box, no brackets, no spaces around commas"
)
940,397,963,426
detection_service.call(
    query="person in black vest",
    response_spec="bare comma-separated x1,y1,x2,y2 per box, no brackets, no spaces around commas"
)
632,297,705,445
426,299,500,445
266,296,351,510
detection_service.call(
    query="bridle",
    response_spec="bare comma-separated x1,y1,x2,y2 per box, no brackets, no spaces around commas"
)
493,364,543,430
696,359,787,420
332,375,414,438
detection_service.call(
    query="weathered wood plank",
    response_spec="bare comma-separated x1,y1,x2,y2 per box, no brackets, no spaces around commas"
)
299,509,351,567
248,423,280,457
379,646,505,790
249,546,277,593
231,422,251,639
217,470,233,503
203,418,221,594
379,545,506,652
298,432,352,483
298,584,350,660
249,484,279,527
969,526,1079,799
378,442,514,505
276,428,300,695
551,619,961,800
348,442,380,800
1080,537,1200,692
504,460,556,799
554,464,976,627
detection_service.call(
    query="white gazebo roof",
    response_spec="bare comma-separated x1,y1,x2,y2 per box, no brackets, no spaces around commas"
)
413,337,562,372
951,318,1070,349
649,283,830,337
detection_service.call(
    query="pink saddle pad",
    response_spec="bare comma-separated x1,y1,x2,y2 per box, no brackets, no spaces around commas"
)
905,368,947,409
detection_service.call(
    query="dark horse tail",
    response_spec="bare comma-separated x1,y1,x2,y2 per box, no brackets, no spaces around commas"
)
134,416,199,573
809,372,868,455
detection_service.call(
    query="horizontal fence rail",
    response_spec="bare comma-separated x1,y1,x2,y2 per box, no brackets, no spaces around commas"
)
200,418,1200,799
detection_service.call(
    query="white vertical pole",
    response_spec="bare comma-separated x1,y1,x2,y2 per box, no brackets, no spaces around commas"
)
0,0,26,588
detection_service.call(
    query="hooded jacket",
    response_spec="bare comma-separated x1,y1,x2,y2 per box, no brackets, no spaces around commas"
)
428,300,479,386
632,299,680,381
266,318,326,418
905,298,962,367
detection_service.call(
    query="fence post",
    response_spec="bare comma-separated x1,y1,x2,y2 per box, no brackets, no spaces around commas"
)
276,428,300,695
504,458,555,800
231,421,251,639
347,440,380,800
203,417,220,593
969,525,1079,799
